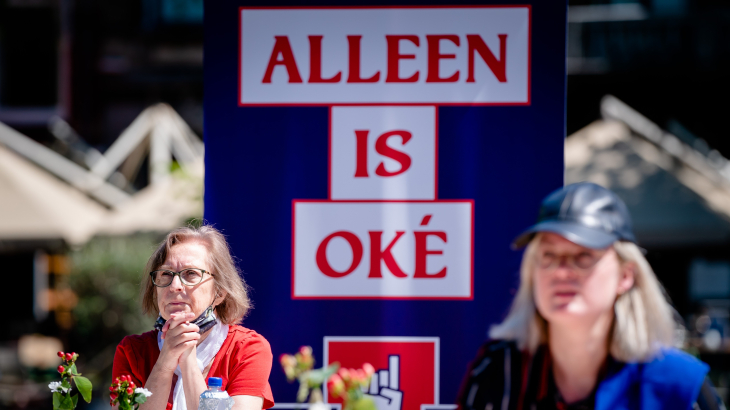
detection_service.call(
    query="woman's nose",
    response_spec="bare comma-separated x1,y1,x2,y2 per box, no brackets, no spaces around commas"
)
169,275,184,290
552,257,578,279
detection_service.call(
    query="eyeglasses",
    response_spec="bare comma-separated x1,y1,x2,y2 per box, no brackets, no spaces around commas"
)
150,268,209,287
536,250,605,271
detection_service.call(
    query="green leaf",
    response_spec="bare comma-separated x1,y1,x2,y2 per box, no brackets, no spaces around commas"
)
69,364,79,376
296,383,310,403
58,394,75,410
308,363,340,386
119,398,132,410
61,380,71,390
134,395,147,404
74,376,93,403
71,394,79,408
352,396,376,410
53,392,61,410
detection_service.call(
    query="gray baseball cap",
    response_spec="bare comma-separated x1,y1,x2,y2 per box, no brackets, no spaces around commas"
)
512,182,637,249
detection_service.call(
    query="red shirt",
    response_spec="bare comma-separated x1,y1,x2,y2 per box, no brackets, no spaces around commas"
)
112,325,275,409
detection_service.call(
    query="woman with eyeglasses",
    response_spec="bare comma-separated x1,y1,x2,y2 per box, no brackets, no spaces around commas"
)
112,226,274,410
457,183,724,410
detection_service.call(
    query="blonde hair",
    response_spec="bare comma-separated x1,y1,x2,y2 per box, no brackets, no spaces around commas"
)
489,234,676,362
141,225,251,325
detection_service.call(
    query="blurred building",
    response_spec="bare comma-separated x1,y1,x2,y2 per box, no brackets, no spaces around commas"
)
0,102,203,335
0,0,203,150
567,0,730,157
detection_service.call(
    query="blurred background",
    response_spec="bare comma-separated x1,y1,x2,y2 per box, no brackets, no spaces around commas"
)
0,0,729,408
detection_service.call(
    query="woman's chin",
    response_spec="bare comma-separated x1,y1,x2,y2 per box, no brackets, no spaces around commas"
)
544,303,588,322
163,305,190,317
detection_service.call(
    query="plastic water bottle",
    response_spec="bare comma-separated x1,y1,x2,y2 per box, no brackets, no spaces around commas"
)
199,377,233,410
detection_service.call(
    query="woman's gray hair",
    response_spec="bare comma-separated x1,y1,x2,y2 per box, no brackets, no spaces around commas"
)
141,225,251,325
489,233,676,362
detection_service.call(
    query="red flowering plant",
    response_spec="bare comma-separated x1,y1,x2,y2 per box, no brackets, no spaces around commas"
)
327,364,376,410
48,351,93,410
280,346,339,405
109,375,152,410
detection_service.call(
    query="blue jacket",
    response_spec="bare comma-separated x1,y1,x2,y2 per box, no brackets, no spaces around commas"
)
597,348,708,410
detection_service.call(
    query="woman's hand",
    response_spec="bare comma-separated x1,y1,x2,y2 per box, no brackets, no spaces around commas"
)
157,312,200,374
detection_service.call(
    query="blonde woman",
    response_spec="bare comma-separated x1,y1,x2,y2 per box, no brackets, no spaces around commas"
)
112,226,274,410
457,183,724,410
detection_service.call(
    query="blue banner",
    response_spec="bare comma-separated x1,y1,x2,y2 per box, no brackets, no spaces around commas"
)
205,1,566,408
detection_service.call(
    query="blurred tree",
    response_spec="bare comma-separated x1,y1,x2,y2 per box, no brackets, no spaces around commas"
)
66,234,162,396
70,235,161,338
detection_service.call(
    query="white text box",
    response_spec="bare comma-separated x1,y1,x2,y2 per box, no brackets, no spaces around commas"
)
240,7,530,105
330,106,436,200
292,201,473,299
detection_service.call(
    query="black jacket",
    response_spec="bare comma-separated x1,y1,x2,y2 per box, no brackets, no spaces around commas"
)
456,340,725,410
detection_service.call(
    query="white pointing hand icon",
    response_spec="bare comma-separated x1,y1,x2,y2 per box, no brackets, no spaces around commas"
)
364,355,403,410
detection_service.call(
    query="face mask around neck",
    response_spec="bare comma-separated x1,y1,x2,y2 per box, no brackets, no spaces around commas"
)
154,304,217,334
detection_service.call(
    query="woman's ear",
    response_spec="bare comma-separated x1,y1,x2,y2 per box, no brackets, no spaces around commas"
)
214,289,228,307
617,261,636,295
